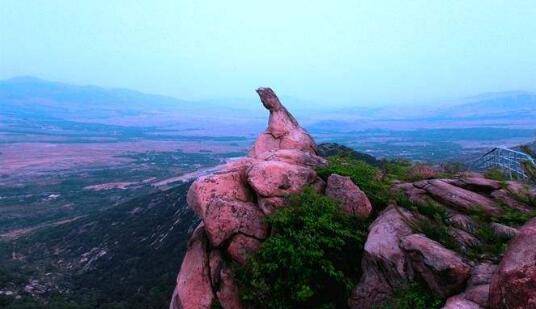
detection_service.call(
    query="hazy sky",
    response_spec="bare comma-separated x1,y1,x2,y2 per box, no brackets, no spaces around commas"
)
1,1,535,105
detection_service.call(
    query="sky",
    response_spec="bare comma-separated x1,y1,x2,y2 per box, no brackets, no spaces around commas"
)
1,1,536,106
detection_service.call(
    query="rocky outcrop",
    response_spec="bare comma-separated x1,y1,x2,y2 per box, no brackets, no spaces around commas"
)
326,174,372,218
170,88,328,309
349,206,415,307
489,218,536,308
170,225,214,309
249,88,317,158
400,234,471,297
351,173,534,309
414,179,500,215
172,89,535,308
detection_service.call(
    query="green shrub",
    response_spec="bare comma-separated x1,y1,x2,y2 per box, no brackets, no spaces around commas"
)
381,159,413,181
484,168,508,181
235,188,368,309
318,156,390,207
466,224,508,262
381,282,443,309
496,204,536,227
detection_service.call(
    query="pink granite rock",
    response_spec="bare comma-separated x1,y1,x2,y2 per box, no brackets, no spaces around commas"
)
447,177,502,193
443,295,482,309
467,263,496,288
216,265,244,309
326,174,372,218
171,224,215,309
400,234,471,297
227,233,262,265
489,218,536,308
464,284,490,307
187,159,255,217
257,196,287,215
204,199,268,247
349,206,415,308
490,222,519,239
311,177,327,194
392,182,429,204
247,160,317,197
257,149,327,167
249,88,317,157
415,179,500,216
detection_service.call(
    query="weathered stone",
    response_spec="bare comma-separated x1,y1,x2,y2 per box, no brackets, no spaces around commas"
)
204,199,268,247
416,179,500,216
209,249,223,289
464,284,490,308
392,182,428,204
467,263,496,288
249,88,317,157
489,218,536,308
326,174,372,218
443,295,482,309
247,160,317,197
216,265,244,309
349,206,415,308
490,222,519,239
310,177,326,194
258,149,327,167
172,224,214,309
187,159,254,217
227,233,262,265
257,196,287,215
447,177,502,193
400,234,471,297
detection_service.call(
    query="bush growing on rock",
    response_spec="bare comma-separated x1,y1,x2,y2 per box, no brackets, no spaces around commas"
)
317,156,390,207
235,188,368,308
381,282,443,309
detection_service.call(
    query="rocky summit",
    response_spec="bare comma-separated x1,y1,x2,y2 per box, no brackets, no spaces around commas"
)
170,88,536,309
170,88,331,309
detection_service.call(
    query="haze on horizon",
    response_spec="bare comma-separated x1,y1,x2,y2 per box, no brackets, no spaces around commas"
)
1,1,535,106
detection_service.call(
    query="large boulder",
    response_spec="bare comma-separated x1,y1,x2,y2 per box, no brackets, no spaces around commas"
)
326,174,372,218
349,206,415,308
227,233,262,265
246,160,317,197
489,218,536,308
204,199,268,247
443,295,482,309
415,179,500,216
400,234,471,298
446,176,501,193
187,159,255,217
257,149,327,167
171,225,214,309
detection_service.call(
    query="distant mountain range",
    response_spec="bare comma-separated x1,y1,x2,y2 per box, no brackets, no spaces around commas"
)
2,76,536,133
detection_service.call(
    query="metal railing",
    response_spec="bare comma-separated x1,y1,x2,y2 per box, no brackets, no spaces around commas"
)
472,147,535,180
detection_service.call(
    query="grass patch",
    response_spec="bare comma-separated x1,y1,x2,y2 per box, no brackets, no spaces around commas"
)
484,168,509,181
235,188,368,309
381,282,443,309
395,194,459,251
466,224,508,262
